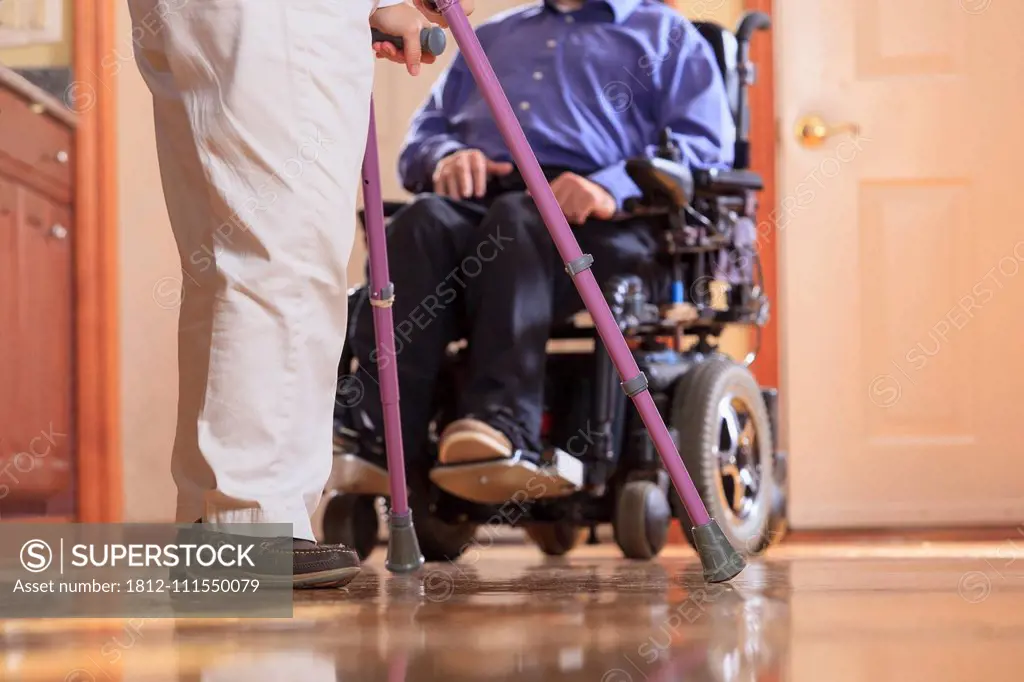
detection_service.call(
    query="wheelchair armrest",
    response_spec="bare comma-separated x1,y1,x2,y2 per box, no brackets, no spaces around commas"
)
693,167,764,193
625,157,694,210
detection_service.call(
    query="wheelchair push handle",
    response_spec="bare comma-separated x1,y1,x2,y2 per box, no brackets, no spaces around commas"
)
370,27,448,58
733,11,771,170
735,11,771,43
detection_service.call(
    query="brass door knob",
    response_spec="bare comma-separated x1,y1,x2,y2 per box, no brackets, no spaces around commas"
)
795,114,860,149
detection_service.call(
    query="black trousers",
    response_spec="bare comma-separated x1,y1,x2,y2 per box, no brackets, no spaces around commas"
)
349,190,661,464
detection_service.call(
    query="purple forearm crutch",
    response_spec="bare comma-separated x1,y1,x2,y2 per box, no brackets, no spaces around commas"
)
362,98,424,573
368,9,744,582
362,27,465,572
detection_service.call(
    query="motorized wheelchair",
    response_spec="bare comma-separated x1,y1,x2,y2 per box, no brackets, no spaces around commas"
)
320,11,786,562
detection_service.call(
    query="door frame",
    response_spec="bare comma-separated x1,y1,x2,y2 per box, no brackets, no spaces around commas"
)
745,0,778,391
73,0,121,522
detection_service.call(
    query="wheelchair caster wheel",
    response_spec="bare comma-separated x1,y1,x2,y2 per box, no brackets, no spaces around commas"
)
413,513,479,563
613,480,671,560
524,522,585,557
672,357,778,556
321,493,380,560
406,472,479,562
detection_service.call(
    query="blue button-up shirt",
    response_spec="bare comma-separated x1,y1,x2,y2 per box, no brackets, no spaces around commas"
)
398,0,735,209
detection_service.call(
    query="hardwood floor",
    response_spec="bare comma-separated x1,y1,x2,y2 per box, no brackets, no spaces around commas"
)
2,540,1022,681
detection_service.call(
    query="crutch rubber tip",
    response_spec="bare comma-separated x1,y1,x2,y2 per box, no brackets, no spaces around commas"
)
385,511,425,573
691,518,745,583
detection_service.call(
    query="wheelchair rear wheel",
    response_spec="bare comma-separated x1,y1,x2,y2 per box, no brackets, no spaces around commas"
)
672,357,776,556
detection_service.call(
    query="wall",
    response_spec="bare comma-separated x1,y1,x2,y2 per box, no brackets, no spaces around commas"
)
670,0,742,24
116,1,180,520
114,0,747,521
0,0,74,67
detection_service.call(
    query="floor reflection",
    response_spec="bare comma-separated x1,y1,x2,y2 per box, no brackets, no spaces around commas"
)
3,542,1023,682
176,558,788,682
179,586,786,682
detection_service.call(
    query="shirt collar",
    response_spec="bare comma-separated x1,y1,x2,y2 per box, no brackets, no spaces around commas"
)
543,0,643,24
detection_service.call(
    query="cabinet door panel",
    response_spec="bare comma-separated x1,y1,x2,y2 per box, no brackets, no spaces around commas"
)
0,177,17,452
0,88,73,204
0,178,72,504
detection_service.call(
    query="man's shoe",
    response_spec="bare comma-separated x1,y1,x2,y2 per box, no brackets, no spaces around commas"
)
438,418,514,464
432,412,583,504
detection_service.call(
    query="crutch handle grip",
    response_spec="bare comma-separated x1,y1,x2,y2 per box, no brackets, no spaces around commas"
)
370,27,448,57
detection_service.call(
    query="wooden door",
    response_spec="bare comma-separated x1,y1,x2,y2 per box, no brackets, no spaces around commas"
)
777,0,1024,526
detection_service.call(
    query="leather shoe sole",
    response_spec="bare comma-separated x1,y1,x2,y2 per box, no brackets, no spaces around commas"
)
292,542,361,589
438,419,513,464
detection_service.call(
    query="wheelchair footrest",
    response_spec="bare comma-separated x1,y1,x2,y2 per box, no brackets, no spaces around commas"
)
329,452,391,497
429,448,584,505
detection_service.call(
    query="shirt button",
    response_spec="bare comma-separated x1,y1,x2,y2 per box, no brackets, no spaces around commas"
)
519,101,531,111
565,16,575,23
533,71,543,81
547,39,557,48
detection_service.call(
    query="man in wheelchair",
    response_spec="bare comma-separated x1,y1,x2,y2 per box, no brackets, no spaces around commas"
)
332,0,782,559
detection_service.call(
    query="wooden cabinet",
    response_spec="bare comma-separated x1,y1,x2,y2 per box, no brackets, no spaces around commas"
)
0,69,76,516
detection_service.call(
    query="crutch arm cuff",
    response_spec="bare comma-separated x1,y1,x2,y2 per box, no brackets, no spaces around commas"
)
370,282,395,308
620,372,648,397
566,254,594,277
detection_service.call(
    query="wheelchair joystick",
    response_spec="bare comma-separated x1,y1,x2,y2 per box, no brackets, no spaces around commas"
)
657,128,683,163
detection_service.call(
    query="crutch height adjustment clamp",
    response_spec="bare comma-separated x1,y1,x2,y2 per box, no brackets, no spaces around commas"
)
565,254,594,278
370,282,395,308
620,372,648,397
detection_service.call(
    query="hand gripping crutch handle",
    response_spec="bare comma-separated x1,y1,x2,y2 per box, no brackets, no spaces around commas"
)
370,27,448,57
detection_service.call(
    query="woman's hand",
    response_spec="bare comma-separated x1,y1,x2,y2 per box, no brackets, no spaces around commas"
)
369,3,436,75
413,0,475,28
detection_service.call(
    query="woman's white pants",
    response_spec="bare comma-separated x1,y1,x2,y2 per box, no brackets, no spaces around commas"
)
129,0,378,540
